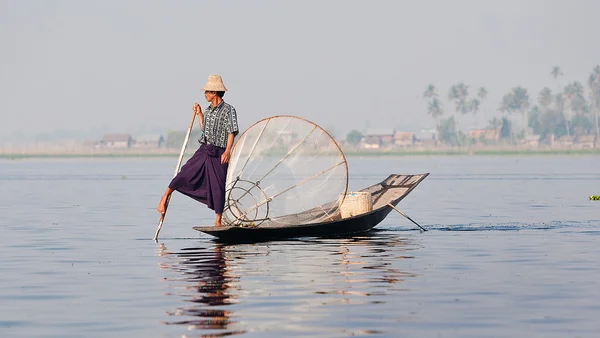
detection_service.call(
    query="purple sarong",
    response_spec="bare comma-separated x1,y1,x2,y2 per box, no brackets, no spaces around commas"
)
169,144,228,214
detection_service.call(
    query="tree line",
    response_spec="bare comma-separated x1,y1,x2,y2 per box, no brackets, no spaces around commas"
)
422,65,600,146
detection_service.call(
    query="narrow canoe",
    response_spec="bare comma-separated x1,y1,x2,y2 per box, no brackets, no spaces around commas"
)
193,173,429,243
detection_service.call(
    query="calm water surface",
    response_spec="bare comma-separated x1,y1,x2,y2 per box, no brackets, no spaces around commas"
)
1,155,599,337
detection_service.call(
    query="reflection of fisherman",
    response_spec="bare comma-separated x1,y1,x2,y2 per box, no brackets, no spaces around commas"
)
160,244,233,330
157,75,239,226
197,245,232,306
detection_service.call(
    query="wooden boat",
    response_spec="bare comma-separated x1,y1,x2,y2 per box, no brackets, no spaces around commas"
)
193,173,429,243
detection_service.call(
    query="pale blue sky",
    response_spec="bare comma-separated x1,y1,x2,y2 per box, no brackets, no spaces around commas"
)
1,0,599,141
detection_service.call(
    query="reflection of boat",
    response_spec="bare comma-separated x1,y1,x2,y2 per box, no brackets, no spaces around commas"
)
160,233,420,335
194,173,429,243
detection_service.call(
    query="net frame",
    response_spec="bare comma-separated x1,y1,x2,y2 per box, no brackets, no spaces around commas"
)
223,115,349,227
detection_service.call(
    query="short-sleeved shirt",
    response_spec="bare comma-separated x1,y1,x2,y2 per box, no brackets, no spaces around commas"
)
200,101,239,149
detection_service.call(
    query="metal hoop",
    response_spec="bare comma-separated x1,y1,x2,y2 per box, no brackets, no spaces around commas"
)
224,178,270,227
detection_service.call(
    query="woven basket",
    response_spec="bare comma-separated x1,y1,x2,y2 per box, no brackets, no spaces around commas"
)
339,192,373,218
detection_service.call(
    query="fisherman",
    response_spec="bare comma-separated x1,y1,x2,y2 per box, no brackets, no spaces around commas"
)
157,74,239,226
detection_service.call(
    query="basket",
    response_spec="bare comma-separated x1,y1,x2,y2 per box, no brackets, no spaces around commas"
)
339,191,373,218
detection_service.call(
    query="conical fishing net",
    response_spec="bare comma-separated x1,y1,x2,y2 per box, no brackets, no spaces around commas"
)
223,116,348,227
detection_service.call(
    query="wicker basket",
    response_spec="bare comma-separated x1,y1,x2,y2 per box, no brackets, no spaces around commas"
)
339,191,373,218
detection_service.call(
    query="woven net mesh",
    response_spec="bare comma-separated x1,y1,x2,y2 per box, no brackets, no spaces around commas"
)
223,116,348,226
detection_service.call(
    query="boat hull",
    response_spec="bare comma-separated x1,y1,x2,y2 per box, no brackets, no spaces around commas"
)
192,173,429,243
193,204,394,243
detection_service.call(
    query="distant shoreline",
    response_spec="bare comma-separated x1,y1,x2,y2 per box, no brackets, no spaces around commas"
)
1,147,599,159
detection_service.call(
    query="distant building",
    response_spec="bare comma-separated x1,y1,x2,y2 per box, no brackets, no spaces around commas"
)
133,135,165,148
575,135,597,148
467,128,499,142
393,131,415,147
540,134,555,146
521,135,541,147
362,128,395,148
101,134,133,148
414,130,437,146
557,135,575,147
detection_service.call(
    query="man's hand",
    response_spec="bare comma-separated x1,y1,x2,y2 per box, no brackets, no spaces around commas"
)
193,102,202,115
221,150,231,164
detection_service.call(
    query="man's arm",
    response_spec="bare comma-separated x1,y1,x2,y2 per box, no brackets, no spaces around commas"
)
221,133,235,164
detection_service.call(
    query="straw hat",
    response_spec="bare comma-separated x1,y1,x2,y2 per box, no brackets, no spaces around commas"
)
202,74,228,92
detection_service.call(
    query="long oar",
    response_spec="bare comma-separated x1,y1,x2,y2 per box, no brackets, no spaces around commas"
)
387,203,427,232
154,109,197,241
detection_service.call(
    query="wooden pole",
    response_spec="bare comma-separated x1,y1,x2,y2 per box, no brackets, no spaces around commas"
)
154,109,197,241
387,203,427,232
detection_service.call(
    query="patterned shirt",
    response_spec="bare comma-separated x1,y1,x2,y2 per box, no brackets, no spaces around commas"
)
200,101,239,149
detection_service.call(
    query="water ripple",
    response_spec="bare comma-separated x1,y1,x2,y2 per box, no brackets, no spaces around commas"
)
158,234,421,337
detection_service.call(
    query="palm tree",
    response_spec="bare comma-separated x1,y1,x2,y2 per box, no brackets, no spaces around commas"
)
423,84,437,99
427,97,444,119
473,87,487,128
514,87,530,137
588,65,600,144
563,83,576,136
448,83,471,115
551,66,563,92
500,86,530,137
499,92,515,141
590,74,597,134
478,87,488,100
487,117,503,142
447,83,471,145
565,82,586,113
423,84,444,120
471,98,481,128
538,87,553,109
555,92,568,136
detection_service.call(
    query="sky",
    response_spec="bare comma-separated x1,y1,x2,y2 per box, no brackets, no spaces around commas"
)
1,0,599,142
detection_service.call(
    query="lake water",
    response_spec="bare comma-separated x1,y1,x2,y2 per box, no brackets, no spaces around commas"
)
1,155,599,337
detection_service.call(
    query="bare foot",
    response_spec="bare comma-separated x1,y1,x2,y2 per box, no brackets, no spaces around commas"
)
214,213,223,226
